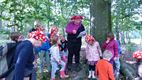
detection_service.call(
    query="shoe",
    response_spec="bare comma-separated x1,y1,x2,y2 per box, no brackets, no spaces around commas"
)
92,71,96,79
64,74,69,78
88,71,92,78
60,70,65,78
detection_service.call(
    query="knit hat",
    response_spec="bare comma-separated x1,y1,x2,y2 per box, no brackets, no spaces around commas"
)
28,30,46,43
85,35,94,43
133,50,142,60
71,15,83,20
103,50,113,59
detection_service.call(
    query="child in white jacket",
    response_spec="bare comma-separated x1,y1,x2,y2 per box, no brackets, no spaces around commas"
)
85,35,102,79
49,35,68,80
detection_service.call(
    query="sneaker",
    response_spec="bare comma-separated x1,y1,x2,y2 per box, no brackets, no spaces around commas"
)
60,71,65,78
92,75,96,79
92,71,96,79
65,74,69,78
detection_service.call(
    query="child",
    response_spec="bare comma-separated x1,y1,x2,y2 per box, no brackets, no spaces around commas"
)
96,50,115,80
49,35,68,80
132,50,142,79
59,35,68,62
85,35,102,79
13,30,46,80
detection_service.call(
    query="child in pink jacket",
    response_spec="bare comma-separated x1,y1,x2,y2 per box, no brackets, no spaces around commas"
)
85,35,102,79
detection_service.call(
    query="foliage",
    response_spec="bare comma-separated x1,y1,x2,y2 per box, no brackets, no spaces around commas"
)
0,0,90,35
112,0,142,32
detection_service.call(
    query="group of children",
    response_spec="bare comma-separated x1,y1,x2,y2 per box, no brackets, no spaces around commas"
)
0,28,119,80
0,16,121,80
85,34,116,80
32,25,69,80
30,23,117,80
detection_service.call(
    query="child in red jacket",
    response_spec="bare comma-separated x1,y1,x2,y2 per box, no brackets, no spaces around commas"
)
96,50,115,80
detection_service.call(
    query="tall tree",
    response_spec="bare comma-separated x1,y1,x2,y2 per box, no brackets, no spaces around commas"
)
90,0,111,45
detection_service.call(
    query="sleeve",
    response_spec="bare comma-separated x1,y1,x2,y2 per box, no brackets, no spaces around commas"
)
97,42,102,57
40,40,50,51
14,45,32,80
85,45,89,60
108,64,115,80
0,43,8,58
114,41,118,57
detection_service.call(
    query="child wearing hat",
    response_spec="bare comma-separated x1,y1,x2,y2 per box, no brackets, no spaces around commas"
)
96,50,115,80
49,35,68,80
85,35,102,79
13,30,46,80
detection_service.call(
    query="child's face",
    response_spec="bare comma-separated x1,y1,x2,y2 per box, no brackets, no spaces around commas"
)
88,40,94,45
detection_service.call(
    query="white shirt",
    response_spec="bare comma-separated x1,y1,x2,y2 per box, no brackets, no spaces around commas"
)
49,45,61,62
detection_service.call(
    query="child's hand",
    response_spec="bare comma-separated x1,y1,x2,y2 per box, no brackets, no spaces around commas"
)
73,30,77,34
114,57,118,60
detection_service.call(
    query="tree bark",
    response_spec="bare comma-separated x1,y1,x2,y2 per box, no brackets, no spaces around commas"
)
90,0,112,45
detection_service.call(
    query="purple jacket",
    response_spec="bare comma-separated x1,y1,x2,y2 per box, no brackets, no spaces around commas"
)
102,39,118,59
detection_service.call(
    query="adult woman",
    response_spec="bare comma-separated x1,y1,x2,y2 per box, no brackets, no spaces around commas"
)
66,15,86,71
102,32,118,71
13,30,46,80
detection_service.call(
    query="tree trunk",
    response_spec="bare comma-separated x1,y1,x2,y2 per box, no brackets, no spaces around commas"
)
90,0,112,45
115,19,120,40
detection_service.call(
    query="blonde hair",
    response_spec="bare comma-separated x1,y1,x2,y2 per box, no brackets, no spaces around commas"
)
50,35,58,45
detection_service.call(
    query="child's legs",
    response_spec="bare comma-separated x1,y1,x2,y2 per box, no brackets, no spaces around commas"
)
45,51,51,72
38,52,44,74
61,55,67,62
88,65,95,71
114,57,120,73
51,61,58,79
64,50,68,57
60,60,66,71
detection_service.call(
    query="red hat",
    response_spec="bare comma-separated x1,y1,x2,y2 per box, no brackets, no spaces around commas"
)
132,50,142,60
85,35,94,43
71,15,83,20
28,30,46,42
